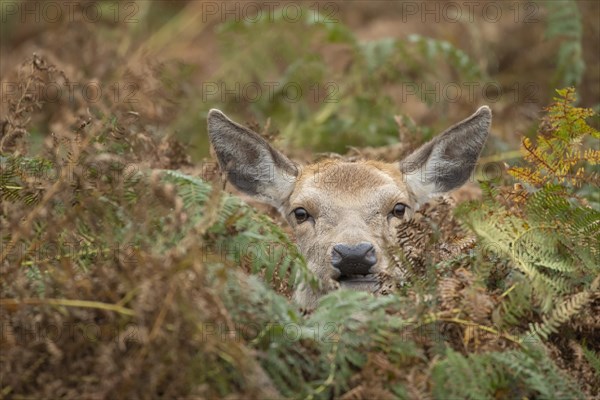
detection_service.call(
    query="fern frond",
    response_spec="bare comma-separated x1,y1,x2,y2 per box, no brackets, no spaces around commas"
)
581,346,600,378
495,276,534,328
528,288,594,340
161,169,319,292
432,346,583,399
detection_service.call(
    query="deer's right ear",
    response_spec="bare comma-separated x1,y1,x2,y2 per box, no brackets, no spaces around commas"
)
207,109,298,209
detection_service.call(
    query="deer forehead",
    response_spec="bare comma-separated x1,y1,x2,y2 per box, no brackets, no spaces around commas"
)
289,160,412,212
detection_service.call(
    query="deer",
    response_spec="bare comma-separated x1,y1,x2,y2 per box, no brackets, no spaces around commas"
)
207,106,491,309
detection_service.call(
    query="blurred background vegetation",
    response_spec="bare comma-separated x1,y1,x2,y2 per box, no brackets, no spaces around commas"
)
1,0,598,160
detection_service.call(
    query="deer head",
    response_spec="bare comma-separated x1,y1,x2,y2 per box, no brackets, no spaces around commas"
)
207,107,491,309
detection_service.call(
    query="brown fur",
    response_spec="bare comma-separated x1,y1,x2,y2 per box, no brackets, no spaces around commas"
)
286,160,417,308
207,107,492,309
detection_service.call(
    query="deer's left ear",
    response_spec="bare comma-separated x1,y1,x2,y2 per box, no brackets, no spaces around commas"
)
399,106,491,206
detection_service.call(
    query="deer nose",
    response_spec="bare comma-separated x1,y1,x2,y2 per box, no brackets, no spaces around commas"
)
331,242,377,276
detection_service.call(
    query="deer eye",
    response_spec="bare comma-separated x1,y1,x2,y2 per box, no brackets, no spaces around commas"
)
293,207,310,223
391,203,408,218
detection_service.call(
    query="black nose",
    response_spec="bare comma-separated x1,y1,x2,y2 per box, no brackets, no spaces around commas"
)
331,242,377,276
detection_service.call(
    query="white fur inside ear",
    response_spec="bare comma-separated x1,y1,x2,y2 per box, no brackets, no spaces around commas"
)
259,170,297,209
404,172,437,209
